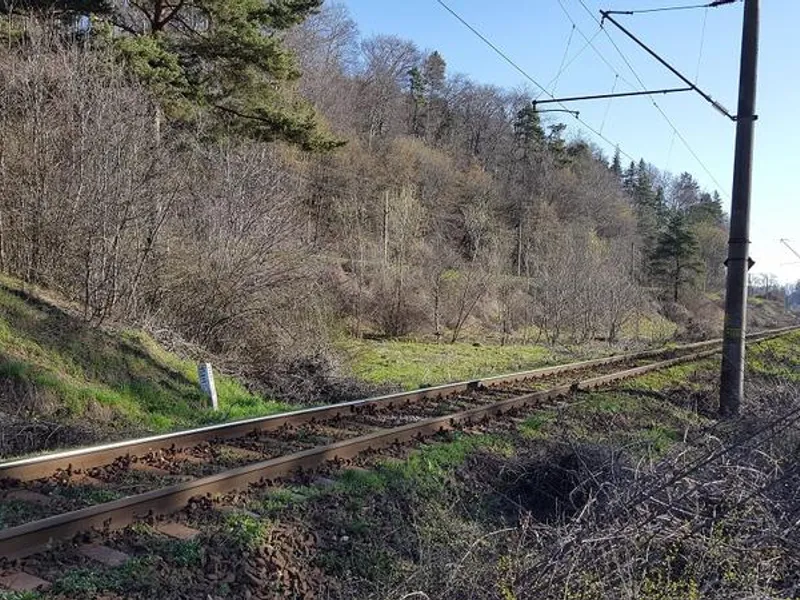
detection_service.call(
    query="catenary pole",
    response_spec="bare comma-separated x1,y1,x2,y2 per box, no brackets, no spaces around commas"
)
720,0,759,417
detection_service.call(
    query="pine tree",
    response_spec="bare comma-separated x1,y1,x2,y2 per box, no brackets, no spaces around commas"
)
421,51,448,142
408,66,425,137
513,105,545,153
687,190,725,226
622,161,636,196
610,146,622,178
52,0,342,150
422,51,447,95
631,161,660,251
633,159,656,206
651,211,703,302
547,123,569,165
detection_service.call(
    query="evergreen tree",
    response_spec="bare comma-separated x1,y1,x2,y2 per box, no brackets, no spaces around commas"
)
408,66,425,137
547,123,569,165
687,190,725,226
632,159,656,207
610,146,622,178
421,51,449,142
422,51,447,95
651,211,703,302
631,161,660,251
513,105,545,153
622,161,636,196
49,0,341,150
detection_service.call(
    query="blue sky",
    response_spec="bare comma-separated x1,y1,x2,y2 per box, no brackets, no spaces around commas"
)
340,0,800,283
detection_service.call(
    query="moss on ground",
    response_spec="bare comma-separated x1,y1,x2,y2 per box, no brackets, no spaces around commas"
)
0,277,291,448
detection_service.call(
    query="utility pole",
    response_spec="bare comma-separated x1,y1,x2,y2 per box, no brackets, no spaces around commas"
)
720,0,760,417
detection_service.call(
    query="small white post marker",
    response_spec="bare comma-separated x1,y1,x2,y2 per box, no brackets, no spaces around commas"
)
197,362,219,411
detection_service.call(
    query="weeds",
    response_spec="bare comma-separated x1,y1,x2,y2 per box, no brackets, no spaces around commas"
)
0,593,43,600
222,511,271,551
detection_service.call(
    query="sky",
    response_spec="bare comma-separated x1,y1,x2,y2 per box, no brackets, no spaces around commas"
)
340,0,800,284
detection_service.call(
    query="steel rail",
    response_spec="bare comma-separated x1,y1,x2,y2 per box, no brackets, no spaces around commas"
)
1,326,797,482
1,328,797,560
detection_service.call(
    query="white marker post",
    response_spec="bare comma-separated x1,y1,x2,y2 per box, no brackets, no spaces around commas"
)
197,362,219,411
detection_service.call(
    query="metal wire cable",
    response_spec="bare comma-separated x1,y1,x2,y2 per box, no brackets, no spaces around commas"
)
666,130,677,169
434,0,549,93
608,0,741,15
694,6,710,83
577,0,730,197
556,0,639,91
434,0,637,161
551,24,576,95
535,27,603,101
600,74,619,133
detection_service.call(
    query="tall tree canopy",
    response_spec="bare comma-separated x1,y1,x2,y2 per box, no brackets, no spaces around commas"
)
5,0,341,150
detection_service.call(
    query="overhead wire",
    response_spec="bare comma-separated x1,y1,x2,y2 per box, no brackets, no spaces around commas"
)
550,24,576,95
555,0,638,91
575,0,730,197
433,0,548,93
608,0,742,15
600,74,619,134
433,0,637,161
694,6,710,83
665,131,677,170
535,26,604,101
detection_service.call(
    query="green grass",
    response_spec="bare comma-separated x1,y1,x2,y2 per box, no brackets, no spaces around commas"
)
328,433,515,501
634,359,715,392
747,331,800,381
221,511,271,550
340,339,560,390
0,277,292,442
0,592,43,600
50,558,155,596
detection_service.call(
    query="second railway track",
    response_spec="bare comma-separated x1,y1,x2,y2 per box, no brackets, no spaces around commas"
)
1,326,797,559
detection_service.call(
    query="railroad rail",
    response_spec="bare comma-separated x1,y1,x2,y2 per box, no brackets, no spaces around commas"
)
0,325,797,560
4,326,796,482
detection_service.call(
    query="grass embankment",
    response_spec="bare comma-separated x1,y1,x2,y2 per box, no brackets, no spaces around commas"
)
19,337,798,599
0,277,290,456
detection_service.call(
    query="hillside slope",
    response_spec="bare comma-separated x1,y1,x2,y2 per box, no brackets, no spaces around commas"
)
0,277,289,458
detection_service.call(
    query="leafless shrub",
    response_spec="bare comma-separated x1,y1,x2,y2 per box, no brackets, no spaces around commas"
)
0,31,173,325
386,382,800,600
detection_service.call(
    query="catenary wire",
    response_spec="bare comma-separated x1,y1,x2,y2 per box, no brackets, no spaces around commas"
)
535,26,603,101
434,0,637,161
608,0,741,16
600,74,619,133
694,6,710,83
576,0,730,197
551,24,576,95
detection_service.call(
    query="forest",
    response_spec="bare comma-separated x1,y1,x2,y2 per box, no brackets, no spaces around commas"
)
0,0,732,391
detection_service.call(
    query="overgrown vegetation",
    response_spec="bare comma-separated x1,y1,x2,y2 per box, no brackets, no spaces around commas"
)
1,4,794,419
277,333,800,599
0,276,291,457
11,333,800,600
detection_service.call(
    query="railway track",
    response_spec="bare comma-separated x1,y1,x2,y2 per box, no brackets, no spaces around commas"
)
1,326,797,560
